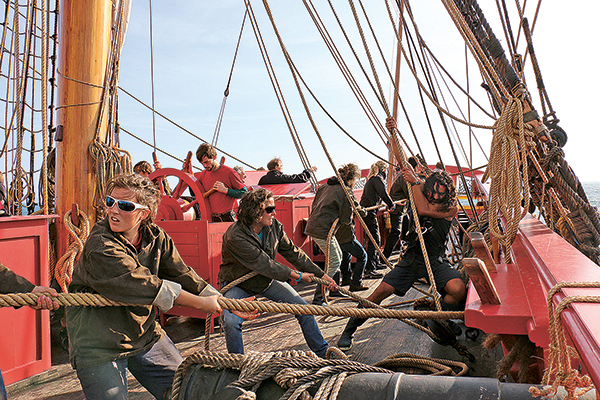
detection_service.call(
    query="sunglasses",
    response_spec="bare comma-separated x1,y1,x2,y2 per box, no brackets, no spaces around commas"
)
264,205,276,214
105,196,149,212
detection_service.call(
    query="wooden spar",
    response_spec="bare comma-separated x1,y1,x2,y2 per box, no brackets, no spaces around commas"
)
388,0,405,187
55,0,112,257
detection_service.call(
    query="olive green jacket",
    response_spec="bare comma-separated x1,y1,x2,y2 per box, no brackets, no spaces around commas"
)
66,219,211,369
0,263,35,293
219,219,324,294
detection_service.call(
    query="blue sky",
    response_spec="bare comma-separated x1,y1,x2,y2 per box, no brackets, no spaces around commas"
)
116,1,600,182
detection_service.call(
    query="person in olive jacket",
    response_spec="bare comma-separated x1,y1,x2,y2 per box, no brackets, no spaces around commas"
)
0,263,59,400
66,174,255,400
219,188,337,358
304,163,363,305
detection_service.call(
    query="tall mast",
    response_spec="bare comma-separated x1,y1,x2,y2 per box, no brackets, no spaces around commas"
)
55,0,112,257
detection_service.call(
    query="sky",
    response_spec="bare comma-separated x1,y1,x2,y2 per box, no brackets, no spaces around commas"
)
116,1,600,183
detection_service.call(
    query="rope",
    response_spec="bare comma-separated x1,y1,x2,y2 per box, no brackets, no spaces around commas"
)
482,85,535,263
529,282,599,399
373,352,468,376
211,10,247,147
54,209,90,293
170,350,393,400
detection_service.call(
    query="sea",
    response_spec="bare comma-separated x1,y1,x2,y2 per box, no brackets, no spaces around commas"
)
582,182,600,209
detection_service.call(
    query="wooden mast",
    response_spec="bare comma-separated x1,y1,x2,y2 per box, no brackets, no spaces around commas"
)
55,0,112,257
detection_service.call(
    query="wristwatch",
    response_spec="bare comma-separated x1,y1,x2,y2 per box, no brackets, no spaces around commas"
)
411,180,421,186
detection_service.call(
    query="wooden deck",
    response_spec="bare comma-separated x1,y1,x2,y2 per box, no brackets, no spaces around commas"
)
7,277,503,400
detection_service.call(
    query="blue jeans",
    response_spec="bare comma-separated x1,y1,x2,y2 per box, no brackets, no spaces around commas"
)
75,336,183,400
339,239,367,285
0,368,6,400
223,281,329,357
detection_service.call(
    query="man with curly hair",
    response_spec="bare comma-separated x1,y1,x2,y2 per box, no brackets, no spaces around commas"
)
219,188,337,358
337,162,466,351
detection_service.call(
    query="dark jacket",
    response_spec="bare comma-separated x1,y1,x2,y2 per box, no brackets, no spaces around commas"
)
360,171,394,210
0,263,35,293
304,177,357,240
258,169,312,185
219,218,324,294
66,219,211,369
389,172,409,214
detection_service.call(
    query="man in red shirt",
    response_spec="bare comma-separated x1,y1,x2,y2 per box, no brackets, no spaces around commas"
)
194,144,247,222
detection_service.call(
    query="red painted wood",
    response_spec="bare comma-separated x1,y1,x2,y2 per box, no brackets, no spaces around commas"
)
0,215,55,385
465,214,600,387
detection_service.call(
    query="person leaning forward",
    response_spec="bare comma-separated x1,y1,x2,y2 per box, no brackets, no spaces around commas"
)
337,148,466,351
66,173,256,400
219,188,337,358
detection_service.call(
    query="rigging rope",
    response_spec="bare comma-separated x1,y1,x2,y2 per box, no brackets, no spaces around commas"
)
244,1,316,185
482,86,534,263
148,0,157,151
529,282,598,400
211,10,248,147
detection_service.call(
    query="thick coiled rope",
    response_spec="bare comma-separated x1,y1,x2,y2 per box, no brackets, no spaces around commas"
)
170,350,393,400
482,85,535,263
529,282,599,399
54,209,90,292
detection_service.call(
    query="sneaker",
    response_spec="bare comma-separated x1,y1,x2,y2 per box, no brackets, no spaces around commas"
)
363,271,383,279
337,332,353,351
329,290,345,298
349,284,369,292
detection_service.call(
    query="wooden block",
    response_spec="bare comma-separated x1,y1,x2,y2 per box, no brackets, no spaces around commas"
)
468,232,498,272
464,258,501,305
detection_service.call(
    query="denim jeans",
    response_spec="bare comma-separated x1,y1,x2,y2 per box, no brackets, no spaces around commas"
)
0,368,6,400
311,236,342,277
339,238,367,285
223,281,329,358
75,336,183,400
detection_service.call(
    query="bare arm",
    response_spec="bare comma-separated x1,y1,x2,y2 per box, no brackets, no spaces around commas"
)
402,166,457,219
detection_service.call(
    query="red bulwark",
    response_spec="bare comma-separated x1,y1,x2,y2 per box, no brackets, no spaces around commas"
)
465,214,600,386
156,219,227,331
0,215,55,385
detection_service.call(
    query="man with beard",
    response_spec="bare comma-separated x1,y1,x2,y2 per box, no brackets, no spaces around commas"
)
337,162,466,350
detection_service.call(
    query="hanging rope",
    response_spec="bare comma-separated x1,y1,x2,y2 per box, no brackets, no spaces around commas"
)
53,208,91,293
148,0,157,151
482,85,535,263
211,10,248,147
529,282,598,399
244,1,316,185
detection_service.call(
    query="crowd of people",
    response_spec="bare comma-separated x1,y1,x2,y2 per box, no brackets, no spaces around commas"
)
2,119,465,399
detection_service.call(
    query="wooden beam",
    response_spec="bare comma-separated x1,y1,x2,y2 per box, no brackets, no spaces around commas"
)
468,232,497,272
464,258,501,305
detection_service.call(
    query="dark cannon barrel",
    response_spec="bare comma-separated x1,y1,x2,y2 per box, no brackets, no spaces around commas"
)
177,364,595,400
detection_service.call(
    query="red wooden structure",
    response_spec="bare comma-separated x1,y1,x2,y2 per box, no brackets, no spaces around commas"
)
0,215,54,385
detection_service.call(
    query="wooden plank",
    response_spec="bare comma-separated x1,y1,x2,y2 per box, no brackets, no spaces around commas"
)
468,232,497,272
463,258,501,305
